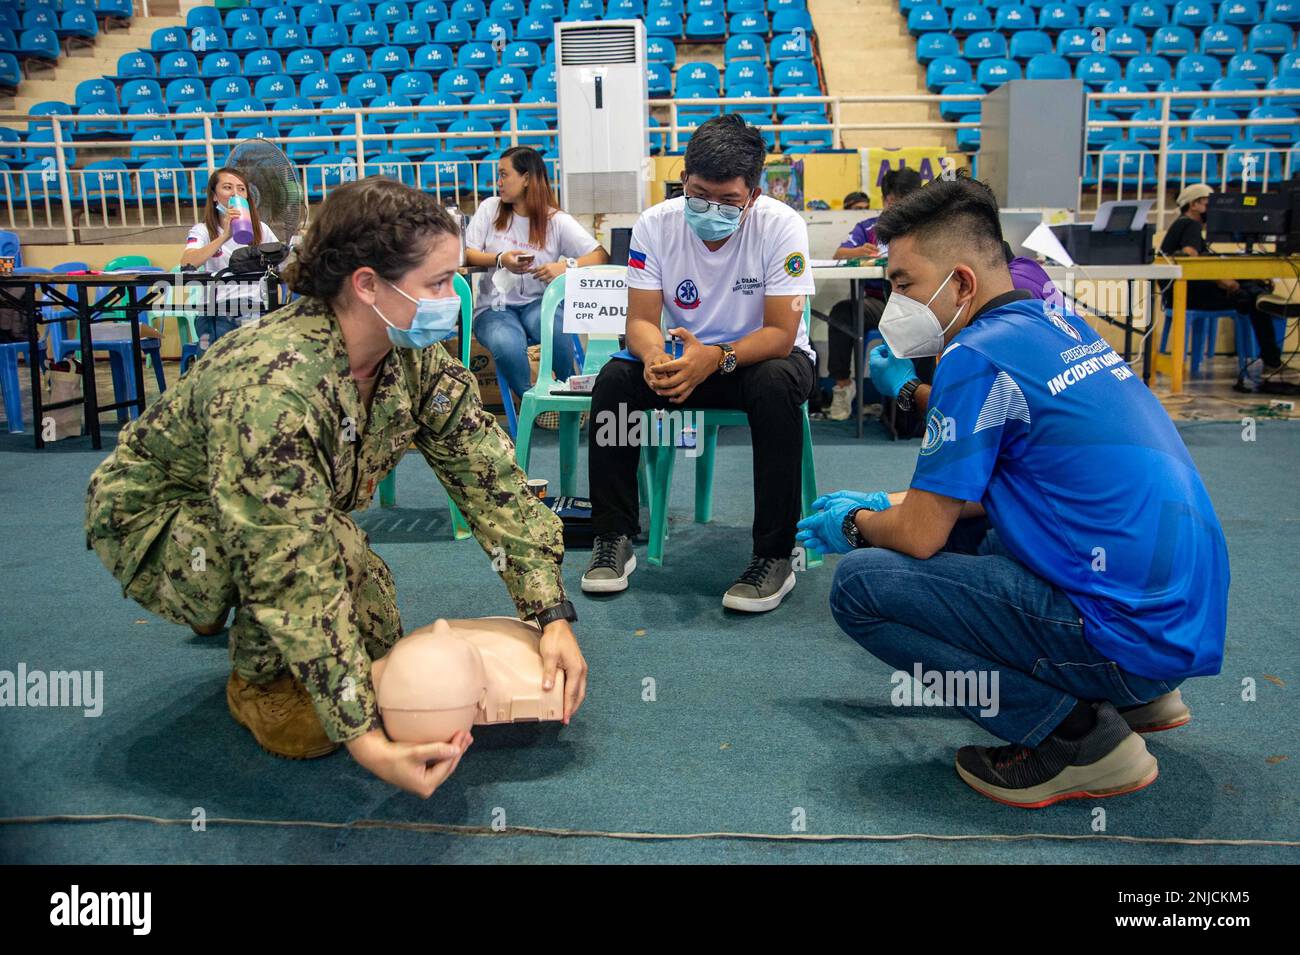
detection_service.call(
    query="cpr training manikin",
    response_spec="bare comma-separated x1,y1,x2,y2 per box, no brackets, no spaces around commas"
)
371,617,566,743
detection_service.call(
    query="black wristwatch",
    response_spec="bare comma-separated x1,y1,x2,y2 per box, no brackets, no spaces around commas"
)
841,507,868,549
534,599,577,628
895,378,921,412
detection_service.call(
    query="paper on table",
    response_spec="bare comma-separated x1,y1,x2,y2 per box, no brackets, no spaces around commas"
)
1023,223,1074,267
810,259,847,268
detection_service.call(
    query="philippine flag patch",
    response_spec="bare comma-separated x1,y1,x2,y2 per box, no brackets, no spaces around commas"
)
628,248,648,270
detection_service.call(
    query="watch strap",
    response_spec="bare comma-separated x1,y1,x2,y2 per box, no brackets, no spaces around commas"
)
534,598,577,628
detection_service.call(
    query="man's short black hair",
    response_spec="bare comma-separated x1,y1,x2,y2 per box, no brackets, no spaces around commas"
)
683,113,767,191
875,173,1006,268
843,190,870,208
881,168,923,202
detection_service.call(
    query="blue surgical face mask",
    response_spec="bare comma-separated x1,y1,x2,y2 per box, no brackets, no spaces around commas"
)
684,194,752,242
373,279,459,349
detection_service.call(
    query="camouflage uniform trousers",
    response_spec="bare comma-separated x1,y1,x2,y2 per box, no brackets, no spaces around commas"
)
107,503,403,685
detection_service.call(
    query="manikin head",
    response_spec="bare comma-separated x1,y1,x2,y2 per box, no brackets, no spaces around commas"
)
372,617,565,744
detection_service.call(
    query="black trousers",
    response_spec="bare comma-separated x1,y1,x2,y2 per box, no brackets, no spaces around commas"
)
826,295,885,381
1184,281,1282,368
589,350,816,558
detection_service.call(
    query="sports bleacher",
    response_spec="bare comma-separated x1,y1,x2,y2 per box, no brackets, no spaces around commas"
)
0,0,840,230
907,0,1300,186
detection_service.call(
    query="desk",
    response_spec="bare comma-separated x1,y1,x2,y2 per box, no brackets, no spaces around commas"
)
0,270,283,450
1152,256,1300,395
811,265,885,438
1044,264,1181,374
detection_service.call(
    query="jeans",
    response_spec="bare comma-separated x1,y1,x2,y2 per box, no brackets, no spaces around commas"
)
829,518,1180,747
473,299,576,404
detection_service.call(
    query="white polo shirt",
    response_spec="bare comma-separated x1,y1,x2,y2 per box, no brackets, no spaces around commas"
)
625,195,815,362
185,221,280,308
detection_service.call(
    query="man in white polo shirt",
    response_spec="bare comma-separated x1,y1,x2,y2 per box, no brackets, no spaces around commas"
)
581,114,816,612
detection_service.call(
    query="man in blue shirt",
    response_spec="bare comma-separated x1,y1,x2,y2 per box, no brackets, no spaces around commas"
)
797,177,1229,808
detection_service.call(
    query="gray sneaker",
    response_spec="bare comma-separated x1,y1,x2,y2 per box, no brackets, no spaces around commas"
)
722,555,796,612
1120,689,1191,733
581,535,636,593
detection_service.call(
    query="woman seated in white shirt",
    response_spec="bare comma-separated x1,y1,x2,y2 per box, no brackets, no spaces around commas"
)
179,167,279,348
464,147,608,406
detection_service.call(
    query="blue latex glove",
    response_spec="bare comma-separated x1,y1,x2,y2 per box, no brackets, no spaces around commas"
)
796,495,864,555
869,344,917,400
812,490,892,513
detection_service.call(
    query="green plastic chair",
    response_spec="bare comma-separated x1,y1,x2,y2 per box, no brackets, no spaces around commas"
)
513,266,651,504
374,272,474,541
642,297,822,568
146,266,202,361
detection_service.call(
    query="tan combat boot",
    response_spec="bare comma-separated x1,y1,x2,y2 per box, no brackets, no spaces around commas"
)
226,671,340,760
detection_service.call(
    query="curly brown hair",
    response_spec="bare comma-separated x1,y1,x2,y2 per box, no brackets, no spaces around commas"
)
283,177,460,302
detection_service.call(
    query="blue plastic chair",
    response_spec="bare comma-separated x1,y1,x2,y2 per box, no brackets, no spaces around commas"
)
1160,309,1240,376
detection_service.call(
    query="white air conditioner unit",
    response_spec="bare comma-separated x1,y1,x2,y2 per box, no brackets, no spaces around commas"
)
555,19,648,215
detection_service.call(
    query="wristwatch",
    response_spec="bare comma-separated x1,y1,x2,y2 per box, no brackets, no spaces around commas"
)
716,342,737,374
895,378,921,412
564,257,578,270
533,599,578,628
841,507,868,549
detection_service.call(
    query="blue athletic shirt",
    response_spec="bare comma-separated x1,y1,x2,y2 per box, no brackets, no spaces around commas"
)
909,291,1228,680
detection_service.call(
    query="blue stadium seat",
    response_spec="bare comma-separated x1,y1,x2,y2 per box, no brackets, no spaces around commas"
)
201,51,240,78
298,5,335,28
390,70,436,99
371,152,419,187
518,88,556,124
370,94,414,126
534,60,556,88
244,49,283,76
1247,23,1292,55
253,72,294,101
647,36,678,68
679,60,721,90
1099,139,1157,184
530,0,564,16
75,78,117,108
61,8,99,42
224,97,268,132
346,71,388,101
1055,28,1091,59
1266,0,1299,22
1151,25,1194,56
1166,139,1218,177
164,77,205,108
232,25,271,50
1083,1,1124,28
646,60,669,95
950,5,993,32
1077,53,1121,87
210,75,253,108
310,22,348,47
271,24,307,47
18,26,58,67
516,16,554,42
1105,26,1145,58
189,25,227,51
1155,78,1204,115
435,19,472,44
927,56,974,91
771,32,810,60
150,26,186,51
939,81,983,120
1219,0,1261,24
504,41,542,69
454,0,490,18
1189,105,1239,143
1127,55,1171,86
394,20,433,46
476,19,513,47
965,31,1007,60
684,12,726,38
1226,138,1283,183
493,0,529,17
1128,106,1163,144
908,4,949,34
725,33,765,61
1201,23,1245,58
337,2,372,26
994,5,1036,31
725,59,768,90
283,122,332,163
730,12,768,33
468,91,512,127
677,82,721,122
1128,2,1169,28
1208,76,1257,110
1227,52,1273,85
375,2,410,26
160,52,200,78
647,12,682,36
287,49,326,75
569,0,605,15
1171,0,1213,27
780,113,833,151
771,8,812,31
920,33,961,63
1008,31,1052,60
122,78,163,107
977,57,1023,88
1039,3,1081,29
1266,73,1300,110
772,57,815,87
447,116,496,158
414,43,456,72
1177,53,1222,83
729,82,772,123
439,66,482,98
458,41,496,72
353,22,389,49
486,65,528,97
301,71,343,102
115,51,156,78
375,45,414,74
180,123,224,166
326,47,365,75
1249,105,1299,144
225,8,260,30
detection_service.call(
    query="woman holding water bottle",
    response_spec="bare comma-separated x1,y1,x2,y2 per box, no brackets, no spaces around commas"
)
180,168,280,349
463,147,608,408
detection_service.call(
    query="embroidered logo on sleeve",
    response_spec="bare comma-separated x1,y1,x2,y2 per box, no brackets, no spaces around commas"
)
784,252,806,277
673,279,701,310
628,248,648,270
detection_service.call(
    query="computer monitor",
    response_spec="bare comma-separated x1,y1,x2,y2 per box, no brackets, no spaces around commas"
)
1205,192,1289,250
609,227,632,268
1278,176,1300,255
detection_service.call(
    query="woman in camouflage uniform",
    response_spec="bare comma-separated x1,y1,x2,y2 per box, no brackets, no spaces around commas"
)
86,178,587,797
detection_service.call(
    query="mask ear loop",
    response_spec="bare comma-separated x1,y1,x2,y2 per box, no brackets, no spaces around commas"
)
927,268,968,338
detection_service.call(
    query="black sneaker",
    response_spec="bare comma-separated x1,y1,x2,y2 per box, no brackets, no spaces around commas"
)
581,535,636,593
722,555,795,612
954,702,1158,808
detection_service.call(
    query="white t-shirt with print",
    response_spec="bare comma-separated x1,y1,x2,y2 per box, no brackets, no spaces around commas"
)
625,195,815,362
185,221,281,307
464,196,601,315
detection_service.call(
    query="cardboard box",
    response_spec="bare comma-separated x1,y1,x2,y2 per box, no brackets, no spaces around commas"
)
446,336,504,410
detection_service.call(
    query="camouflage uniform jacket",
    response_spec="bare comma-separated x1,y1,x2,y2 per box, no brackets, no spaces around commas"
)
85,295,566,740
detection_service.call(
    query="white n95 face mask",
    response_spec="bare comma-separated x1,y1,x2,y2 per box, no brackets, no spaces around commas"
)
878,269,966,359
